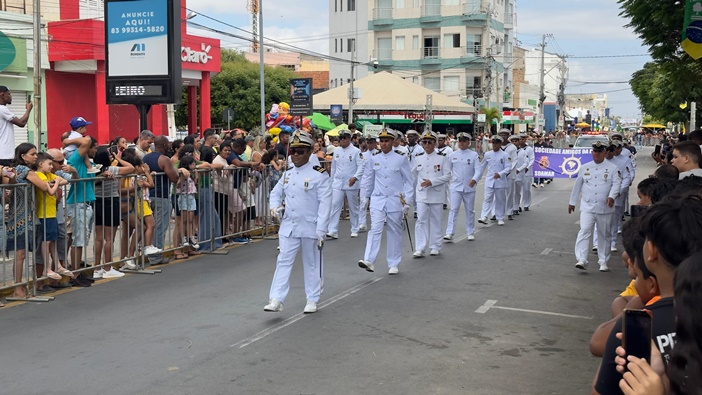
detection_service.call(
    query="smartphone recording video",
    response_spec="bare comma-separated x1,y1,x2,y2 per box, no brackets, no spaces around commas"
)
623,309,652,362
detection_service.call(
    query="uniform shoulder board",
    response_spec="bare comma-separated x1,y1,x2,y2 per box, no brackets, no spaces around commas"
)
394,149,406,155
313,165,326,174
416,152,425,157
372,150,381,156
359,152,363,159
286,165,293,171
437,151,446,156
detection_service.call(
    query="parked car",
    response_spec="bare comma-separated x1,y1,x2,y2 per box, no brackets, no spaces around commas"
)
573,134,611,148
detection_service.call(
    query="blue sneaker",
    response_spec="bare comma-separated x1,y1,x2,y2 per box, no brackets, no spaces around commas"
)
232,237,249,244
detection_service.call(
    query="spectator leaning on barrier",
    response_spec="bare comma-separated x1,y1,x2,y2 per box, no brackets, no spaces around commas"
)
0,85,32,166
144,136,182,264
135,130,155,159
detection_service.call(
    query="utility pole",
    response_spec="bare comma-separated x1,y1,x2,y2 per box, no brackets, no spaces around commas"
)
691,101,697,131
258,0,266,135
32,0,42,148
348,40,356,125
425,94,433,132
557,55,567,132
537,34,547,134
483,8,493,110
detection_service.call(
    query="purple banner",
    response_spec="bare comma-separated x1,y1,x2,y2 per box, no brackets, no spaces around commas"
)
532,147,592,178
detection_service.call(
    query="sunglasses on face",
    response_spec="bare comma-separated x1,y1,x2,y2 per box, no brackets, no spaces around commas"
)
290,148,309,155
421,140,435,144
458,138,470,142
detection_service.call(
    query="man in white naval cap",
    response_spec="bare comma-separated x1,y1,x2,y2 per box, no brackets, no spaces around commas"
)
265,131,332,314
411,130,451,257
518,134,534,211
358,128,415,275
405,130,425,218
497,129,518,220
327,129,364,239
358,136,379,232
437,133,453,210
510,134,525,217
444,132,482,241
568,141,622,272
477,135,511,226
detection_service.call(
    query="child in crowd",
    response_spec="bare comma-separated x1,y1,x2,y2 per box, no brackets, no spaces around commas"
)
61,117,93,170
33,152,72,280
177,156,199,250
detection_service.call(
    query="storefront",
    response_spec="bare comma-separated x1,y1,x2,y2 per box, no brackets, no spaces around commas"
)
45,1,220,147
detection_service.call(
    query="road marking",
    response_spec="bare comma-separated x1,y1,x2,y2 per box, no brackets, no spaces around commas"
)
540,248,552,255
231,277,384,349
475,299,593,320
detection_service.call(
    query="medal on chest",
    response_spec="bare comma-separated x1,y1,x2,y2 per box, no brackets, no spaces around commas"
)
603,170,609,181
304,178,311,191
434,164,441,172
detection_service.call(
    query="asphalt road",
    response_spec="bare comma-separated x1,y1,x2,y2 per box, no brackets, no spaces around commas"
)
0,147,655,395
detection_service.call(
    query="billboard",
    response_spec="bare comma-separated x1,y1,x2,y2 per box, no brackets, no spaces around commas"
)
289,78,313,116
105,0,181,104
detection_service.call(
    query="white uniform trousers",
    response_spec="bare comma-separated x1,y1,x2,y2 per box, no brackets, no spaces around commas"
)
513,179,524,211
505,178,515,214
269,236,323,304
592,205,623,250
415,202,443,252
328,189,361,234
521,175,533,208
446,190,476,236
363,209,403,268
359,196,369,228
575,211,613,265
481,187,506,220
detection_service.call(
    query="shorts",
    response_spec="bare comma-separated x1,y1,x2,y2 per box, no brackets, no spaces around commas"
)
95,197,121,227
0,158,13,166
230,189,244,213
66,202,94,248
38,218,59,241
6,228,34,252
178,194,197,211
137,200,153,218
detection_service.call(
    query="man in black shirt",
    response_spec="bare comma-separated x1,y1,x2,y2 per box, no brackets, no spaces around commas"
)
200,129,218,164
275,130,290,158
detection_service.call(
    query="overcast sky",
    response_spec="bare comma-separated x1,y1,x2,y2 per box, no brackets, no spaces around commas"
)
188,0,648,119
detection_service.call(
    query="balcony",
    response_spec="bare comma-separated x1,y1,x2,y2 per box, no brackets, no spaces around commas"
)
421,47,442,65
372,48,394,67
420,4,442,23
504,12,514,29
371,8,393,25
461,1,489,20
460,45,483,63
466,87,483,98
1,0,29,14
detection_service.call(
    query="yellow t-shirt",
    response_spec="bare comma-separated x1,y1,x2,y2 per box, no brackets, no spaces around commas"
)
619,279,638,297
35,171,57,218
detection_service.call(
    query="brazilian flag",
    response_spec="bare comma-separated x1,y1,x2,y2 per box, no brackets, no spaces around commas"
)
682,0,702,59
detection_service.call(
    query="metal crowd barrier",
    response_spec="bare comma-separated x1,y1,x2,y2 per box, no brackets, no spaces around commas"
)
1,164,279,304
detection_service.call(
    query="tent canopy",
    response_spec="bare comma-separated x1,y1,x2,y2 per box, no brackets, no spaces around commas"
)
313,71,475,113
641,123,666,129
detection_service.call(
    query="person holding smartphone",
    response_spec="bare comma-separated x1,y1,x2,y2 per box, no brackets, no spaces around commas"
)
0,86,33,166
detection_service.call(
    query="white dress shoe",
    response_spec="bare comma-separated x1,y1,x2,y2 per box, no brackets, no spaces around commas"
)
430,249,440,256
350,232,359,238
599,263,610,272
467,234,475,241
575,261,587,270
358,260,375,272
388,267,399,275
303,300,318,314
610,247,618,252
413,250,425,258
443,234,453,241
497,220,505,226
326,233,338,239
359,224,367,231
264,298,283,312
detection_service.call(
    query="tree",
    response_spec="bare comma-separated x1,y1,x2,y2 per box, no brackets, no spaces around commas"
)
480,106,501,134
175,49,297,132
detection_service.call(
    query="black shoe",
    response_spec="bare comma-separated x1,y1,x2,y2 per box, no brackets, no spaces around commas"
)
514,210,520,216
79,273,95,283
508,215,514,220
524,207,529,211
413,213,418,219
69,278,91,287
624,211,630,216
443,204,447,210
490,216,497,221
478,218,487,224
518,207,522,212
51,281,71,289
37,286,57,294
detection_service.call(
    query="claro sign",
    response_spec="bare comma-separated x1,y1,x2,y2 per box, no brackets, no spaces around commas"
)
181,43,212,64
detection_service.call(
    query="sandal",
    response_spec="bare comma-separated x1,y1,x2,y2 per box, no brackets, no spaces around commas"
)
46,272,62,280
175,253,188,260
56,268,76,278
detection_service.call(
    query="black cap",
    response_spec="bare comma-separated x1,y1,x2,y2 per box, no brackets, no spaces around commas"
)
0,86,8,93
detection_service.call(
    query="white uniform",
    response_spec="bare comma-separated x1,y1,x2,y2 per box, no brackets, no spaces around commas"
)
268,161,332,304
521,144,534,208
406,143,425,213
437,145,453,207
513,146,528,212
359,148,379,229
501,142,518,216
327,144,364,236
361,149,415,269
609,154,633,242
445,147,481,237
569,159,622,267
412,150,451,253
287,154,320,167
478,149,511,221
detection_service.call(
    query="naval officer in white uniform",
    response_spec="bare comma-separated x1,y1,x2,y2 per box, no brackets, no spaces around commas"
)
265,131,332,314
477,135,511,226
327,129,364,239
568,141,622,272
411,131,451,257
498,129,518,220
358,129,415,275
444,132,481,241
518,134,534,211
512,134,527,216
358,137,379,232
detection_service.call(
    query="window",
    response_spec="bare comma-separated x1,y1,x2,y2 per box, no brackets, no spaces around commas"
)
444,76,460,92
467,34,481,55
348,0,356,11
467,76,482,96
341,39,344,53
412,76,419,84
348,38,356,52
443,33,460,48
424,77,440,92
335,0,338,12
395,36,405,51
377,37,392,60
335,39,338,53
424,36,439,58
395,0,405,8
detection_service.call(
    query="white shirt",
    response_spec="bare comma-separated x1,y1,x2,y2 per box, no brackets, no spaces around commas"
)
361,149,415,212
62,130,83,158
412,150,451,204
406,143,425,164
477,149,511,189
437,146,453,156
515,147,528,181
330,144,364,190
521,145,535,177
501,143,518,179
569,160,622,214
447,148,481,193
0,105,17,160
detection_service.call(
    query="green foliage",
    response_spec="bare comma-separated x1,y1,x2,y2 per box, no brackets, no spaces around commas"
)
175,49,297,132
480,106,501,134
618,0,702,123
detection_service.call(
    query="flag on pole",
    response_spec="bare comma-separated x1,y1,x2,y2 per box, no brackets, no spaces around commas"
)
682,0,702,59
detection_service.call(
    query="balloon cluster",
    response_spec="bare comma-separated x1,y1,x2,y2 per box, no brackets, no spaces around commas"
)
265,102,314,137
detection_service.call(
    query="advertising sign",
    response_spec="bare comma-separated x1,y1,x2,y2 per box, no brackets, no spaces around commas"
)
532,147,592,179
289,78,313,116
330,104,343,124
105,0,181,104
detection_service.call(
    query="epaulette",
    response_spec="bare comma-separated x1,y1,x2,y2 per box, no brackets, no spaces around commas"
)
394,150,406,155
373,151,380,155
313,165,326,174
359,153,363,159
437,151,446,156
286,165,293,171
416,152,425,157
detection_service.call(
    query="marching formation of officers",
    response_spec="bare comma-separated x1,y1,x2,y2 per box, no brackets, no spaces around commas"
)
264,128,537,314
